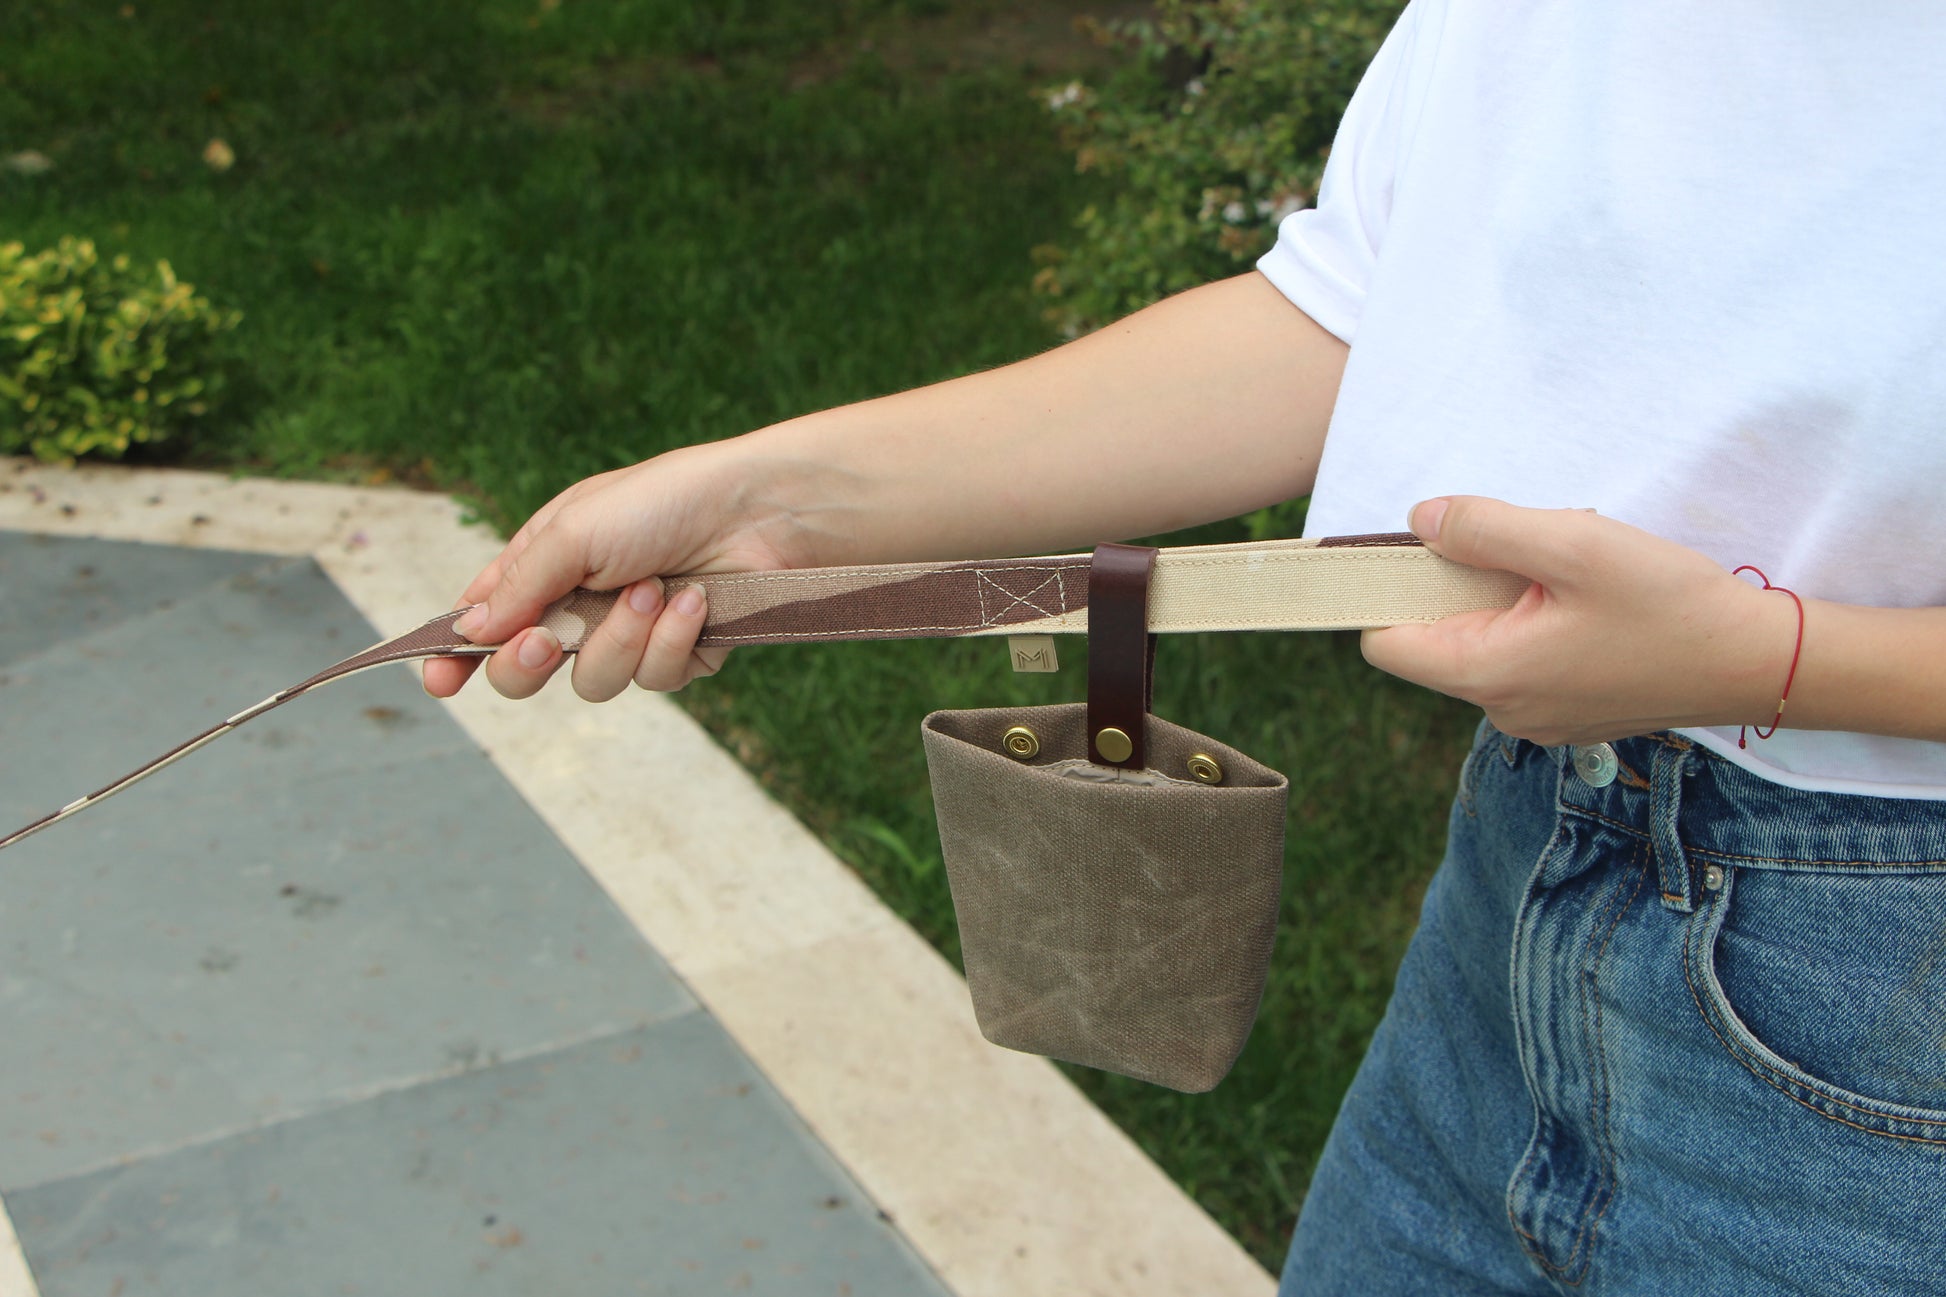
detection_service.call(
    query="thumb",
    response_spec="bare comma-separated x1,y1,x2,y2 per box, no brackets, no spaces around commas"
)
1410,496,1595,587
460,522,595,645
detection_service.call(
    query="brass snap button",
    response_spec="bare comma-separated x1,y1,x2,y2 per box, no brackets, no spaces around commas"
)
1001,725,1040,760
1186,753,1225,785
1094,727,1133,763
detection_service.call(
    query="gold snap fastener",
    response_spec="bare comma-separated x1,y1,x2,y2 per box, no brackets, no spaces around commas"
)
1094,727,1133,763
1186,753,1224,785
1002,725,1040,760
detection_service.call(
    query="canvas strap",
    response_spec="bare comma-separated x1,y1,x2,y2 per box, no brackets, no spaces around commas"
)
0,532,1527,850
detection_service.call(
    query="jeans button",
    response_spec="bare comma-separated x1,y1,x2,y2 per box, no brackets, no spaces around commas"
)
1572,742,1619,787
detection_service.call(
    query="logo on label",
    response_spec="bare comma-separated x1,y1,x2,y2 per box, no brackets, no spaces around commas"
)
1007,636,1059,673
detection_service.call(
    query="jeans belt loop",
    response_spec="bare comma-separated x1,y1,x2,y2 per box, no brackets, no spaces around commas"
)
1651,742,1696,913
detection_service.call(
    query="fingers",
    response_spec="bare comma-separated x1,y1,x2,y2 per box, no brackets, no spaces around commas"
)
1411,496,1602,587
1360,609,1492,697
423,589,492,698
421,652,479,698
633,584,717,692
479,625,565,700
574,580,722,697
428,573,725,703
423,524,555,698
570,579,666,702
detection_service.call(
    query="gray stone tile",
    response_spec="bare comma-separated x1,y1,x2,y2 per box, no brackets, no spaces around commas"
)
0,541,696,1188
8,1015,951,1297
1,549,469,820
0,531,266,670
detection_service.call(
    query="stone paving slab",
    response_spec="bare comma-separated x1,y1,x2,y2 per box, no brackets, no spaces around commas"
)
0,532,948,1296
9,1013,946,1297
0,532,264,670
0,539,466,801
0,537,694,1189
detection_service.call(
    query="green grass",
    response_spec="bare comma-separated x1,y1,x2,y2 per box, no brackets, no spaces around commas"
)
2,0,1477,1269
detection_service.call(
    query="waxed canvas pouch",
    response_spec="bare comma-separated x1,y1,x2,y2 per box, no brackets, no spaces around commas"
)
921,701,1288,1092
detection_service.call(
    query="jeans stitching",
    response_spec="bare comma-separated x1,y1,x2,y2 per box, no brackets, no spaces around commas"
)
1460,735,1490,819
1505,828,1562,1261
1687,845,1946,872
1508,836,1649,1283
1681,876,1946,1144
1568,815,1946,876
1566,805,1650,842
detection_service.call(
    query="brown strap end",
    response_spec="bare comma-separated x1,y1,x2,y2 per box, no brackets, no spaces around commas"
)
1085,542,1159,770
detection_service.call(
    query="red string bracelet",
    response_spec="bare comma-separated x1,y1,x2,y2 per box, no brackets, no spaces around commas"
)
1733,565,1804,749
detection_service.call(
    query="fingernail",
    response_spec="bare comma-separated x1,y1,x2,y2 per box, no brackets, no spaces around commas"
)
1410,498,1449,542
517,626,559,669
454,606,486,639
628,578,663,615
673,586,705,616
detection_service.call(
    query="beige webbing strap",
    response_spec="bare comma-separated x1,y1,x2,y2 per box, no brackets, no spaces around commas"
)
671,534,1527,645
0,534,1526,851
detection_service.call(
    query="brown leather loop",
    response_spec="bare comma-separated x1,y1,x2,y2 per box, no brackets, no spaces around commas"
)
1086,542,1159,769
1314,531,1422,548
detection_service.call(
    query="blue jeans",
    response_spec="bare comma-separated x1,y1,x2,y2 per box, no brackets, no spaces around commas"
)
1281,725,1946,1295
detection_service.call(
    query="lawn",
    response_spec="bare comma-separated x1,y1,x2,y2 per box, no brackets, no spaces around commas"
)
1,0,1477,1267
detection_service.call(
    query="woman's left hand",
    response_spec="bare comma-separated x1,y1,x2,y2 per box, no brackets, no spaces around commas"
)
1360,497,1796,747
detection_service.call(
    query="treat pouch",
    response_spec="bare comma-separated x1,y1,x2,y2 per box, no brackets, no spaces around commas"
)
921,544,1289,1092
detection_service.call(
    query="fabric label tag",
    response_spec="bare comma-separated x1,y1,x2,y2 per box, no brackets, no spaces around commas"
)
1007,635,1059,673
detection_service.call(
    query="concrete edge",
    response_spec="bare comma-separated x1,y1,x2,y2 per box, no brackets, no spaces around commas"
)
0,456,1277,1297
0,1198,32,1297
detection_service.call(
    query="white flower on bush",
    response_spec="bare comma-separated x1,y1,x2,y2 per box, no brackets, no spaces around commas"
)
1256,193,1309,223
1044,81,1085,111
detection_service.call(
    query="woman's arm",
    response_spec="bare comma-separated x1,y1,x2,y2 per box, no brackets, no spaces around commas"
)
424,270,1348,701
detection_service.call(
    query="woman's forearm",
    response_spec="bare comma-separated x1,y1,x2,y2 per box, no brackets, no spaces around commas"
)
732,271,1348,566
1776,600,1946,743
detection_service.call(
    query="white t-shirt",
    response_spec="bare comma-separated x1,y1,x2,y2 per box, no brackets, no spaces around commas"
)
1258,0,1946,799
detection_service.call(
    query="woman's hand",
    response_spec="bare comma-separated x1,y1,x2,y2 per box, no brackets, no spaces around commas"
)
421,441,811,701
1360,497,1796,746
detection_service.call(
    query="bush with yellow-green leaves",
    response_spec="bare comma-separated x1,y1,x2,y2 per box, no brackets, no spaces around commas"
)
0,237,240,462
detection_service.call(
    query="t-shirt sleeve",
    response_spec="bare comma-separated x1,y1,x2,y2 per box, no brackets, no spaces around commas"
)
1255,0,1434,343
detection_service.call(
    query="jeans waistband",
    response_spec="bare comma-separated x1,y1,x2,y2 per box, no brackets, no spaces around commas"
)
1550,732,1946,878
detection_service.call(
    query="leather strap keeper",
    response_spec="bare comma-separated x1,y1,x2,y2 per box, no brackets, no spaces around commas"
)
1086,542,1159,769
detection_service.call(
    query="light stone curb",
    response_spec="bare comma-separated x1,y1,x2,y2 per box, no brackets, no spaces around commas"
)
0,1201,30,1297
0,456,1276,1297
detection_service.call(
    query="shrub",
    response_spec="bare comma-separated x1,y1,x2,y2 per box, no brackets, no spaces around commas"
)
1034,0,1404,337
0,237,240,462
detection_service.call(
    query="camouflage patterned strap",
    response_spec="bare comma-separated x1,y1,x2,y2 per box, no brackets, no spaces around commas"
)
0,533,1526,851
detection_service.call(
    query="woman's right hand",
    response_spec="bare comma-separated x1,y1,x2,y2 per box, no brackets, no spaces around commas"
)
420,439,814,702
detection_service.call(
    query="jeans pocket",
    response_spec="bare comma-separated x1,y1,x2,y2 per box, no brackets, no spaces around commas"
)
1685,862,1946,1143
